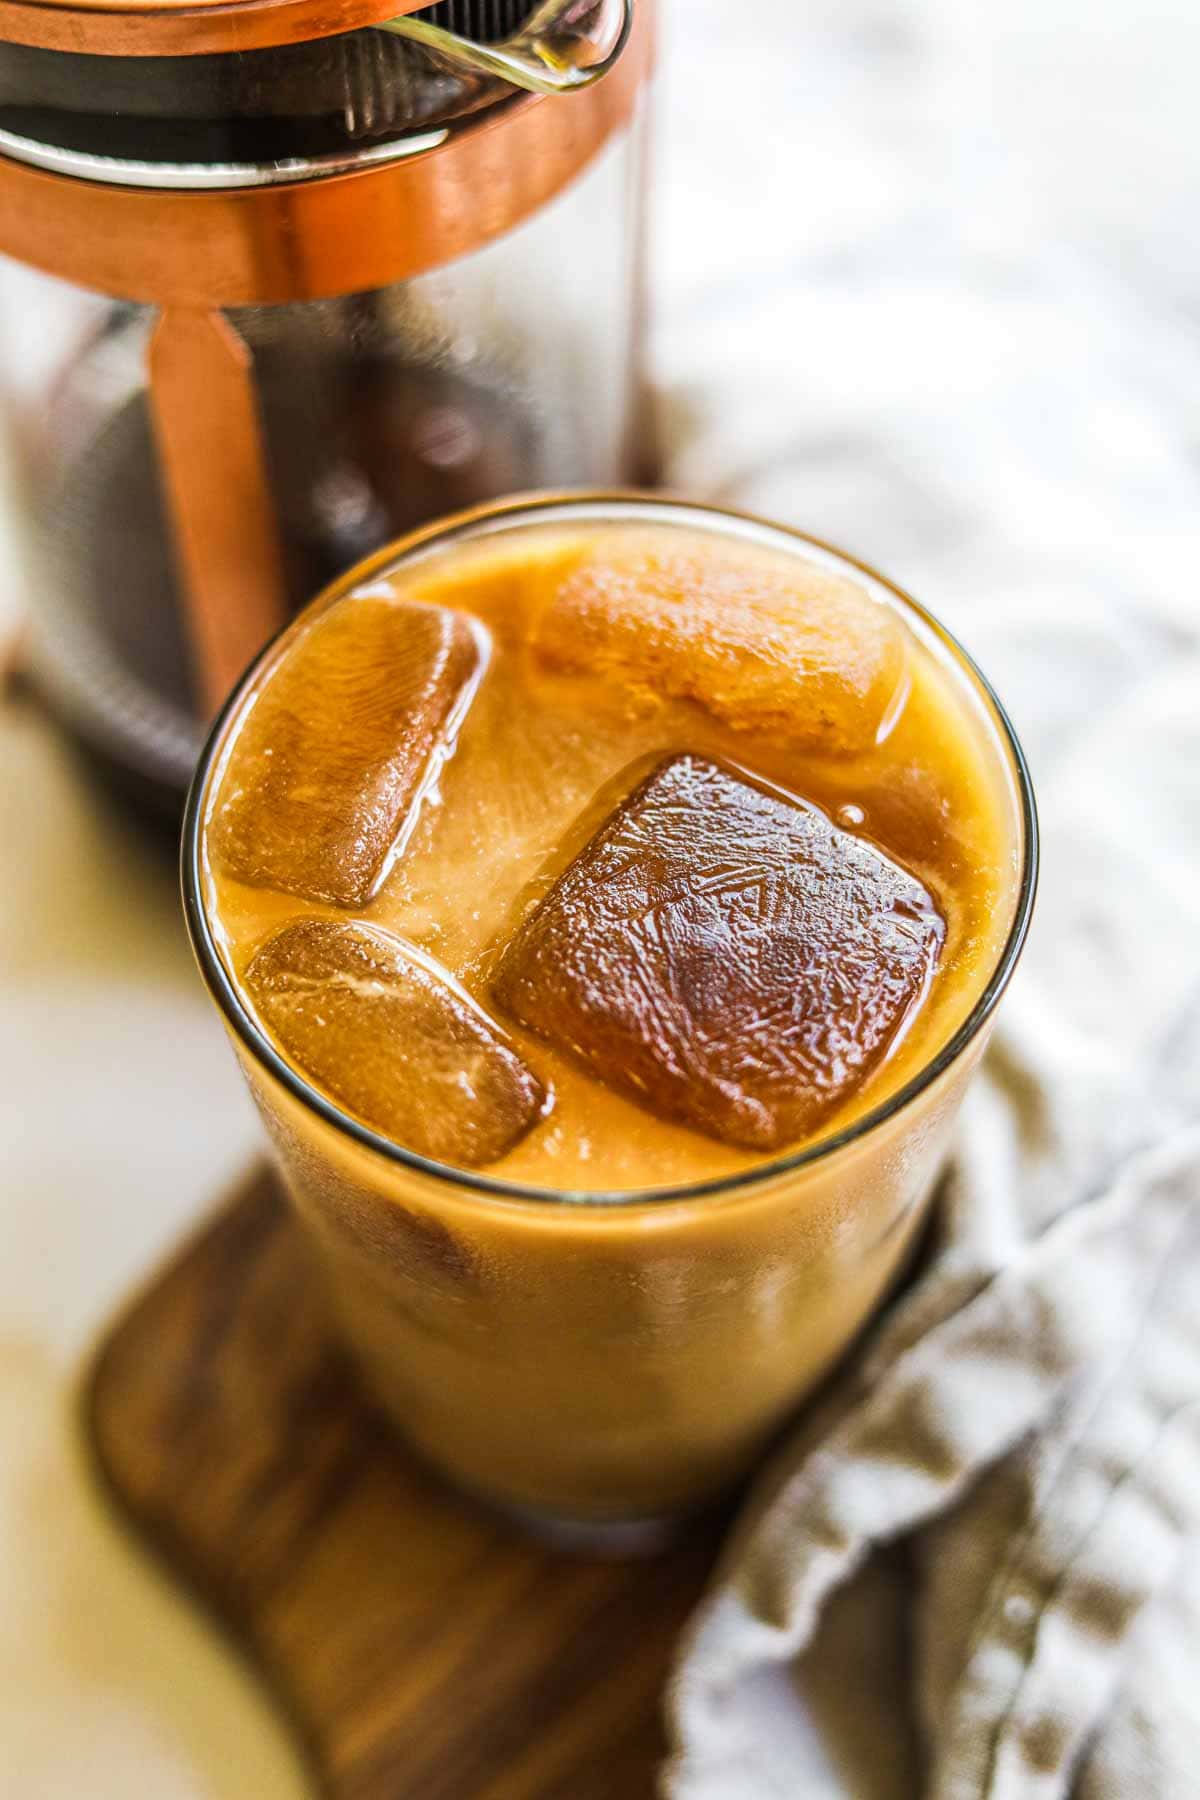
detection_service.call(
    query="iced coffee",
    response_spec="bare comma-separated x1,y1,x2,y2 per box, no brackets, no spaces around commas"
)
186,496,1034,1533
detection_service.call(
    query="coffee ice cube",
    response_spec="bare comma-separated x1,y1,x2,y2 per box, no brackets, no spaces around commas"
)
211,597,483,908
246,918,547,1168
493,755,943,1151
534,534,907,755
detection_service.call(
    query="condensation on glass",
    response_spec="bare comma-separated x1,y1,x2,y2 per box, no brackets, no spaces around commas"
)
0,0,653,809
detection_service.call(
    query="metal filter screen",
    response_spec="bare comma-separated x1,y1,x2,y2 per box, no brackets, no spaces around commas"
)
420,1,542,39
0,1,547,171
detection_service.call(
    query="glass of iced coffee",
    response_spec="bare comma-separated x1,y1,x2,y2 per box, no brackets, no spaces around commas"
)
183,494,1036,1546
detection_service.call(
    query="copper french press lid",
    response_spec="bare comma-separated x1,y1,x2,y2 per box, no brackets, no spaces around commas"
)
0,0,437,55
0,0,647,304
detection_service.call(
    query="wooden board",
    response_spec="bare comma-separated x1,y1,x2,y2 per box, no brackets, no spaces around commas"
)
83,1169,723,1800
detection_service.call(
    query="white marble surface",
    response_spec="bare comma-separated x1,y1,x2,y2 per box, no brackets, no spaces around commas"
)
2,1,1199,1794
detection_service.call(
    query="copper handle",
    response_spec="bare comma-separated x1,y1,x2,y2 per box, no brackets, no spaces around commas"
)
379,0,633,96
148,310,289,716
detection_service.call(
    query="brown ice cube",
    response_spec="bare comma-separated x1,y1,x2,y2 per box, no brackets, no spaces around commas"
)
533,534,907,755
493,755,943,1152
245,918,548,1168
210,597,483,908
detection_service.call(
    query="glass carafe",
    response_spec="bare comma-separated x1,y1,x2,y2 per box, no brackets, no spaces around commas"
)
0,0,653,811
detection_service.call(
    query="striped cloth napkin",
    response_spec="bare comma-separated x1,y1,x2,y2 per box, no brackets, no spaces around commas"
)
655,171,1200,1800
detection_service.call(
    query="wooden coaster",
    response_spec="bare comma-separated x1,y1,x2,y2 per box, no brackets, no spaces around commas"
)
83,1168,722,1800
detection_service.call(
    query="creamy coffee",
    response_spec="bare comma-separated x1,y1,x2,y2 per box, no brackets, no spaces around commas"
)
205,519,1015,1189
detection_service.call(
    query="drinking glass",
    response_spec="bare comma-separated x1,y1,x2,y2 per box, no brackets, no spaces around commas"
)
183,493,1037,1547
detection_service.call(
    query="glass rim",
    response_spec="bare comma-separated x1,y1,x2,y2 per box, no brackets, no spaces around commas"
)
182,489,1040,1211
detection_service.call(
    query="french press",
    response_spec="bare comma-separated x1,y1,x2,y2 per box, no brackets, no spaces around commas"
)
0,0,653,811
